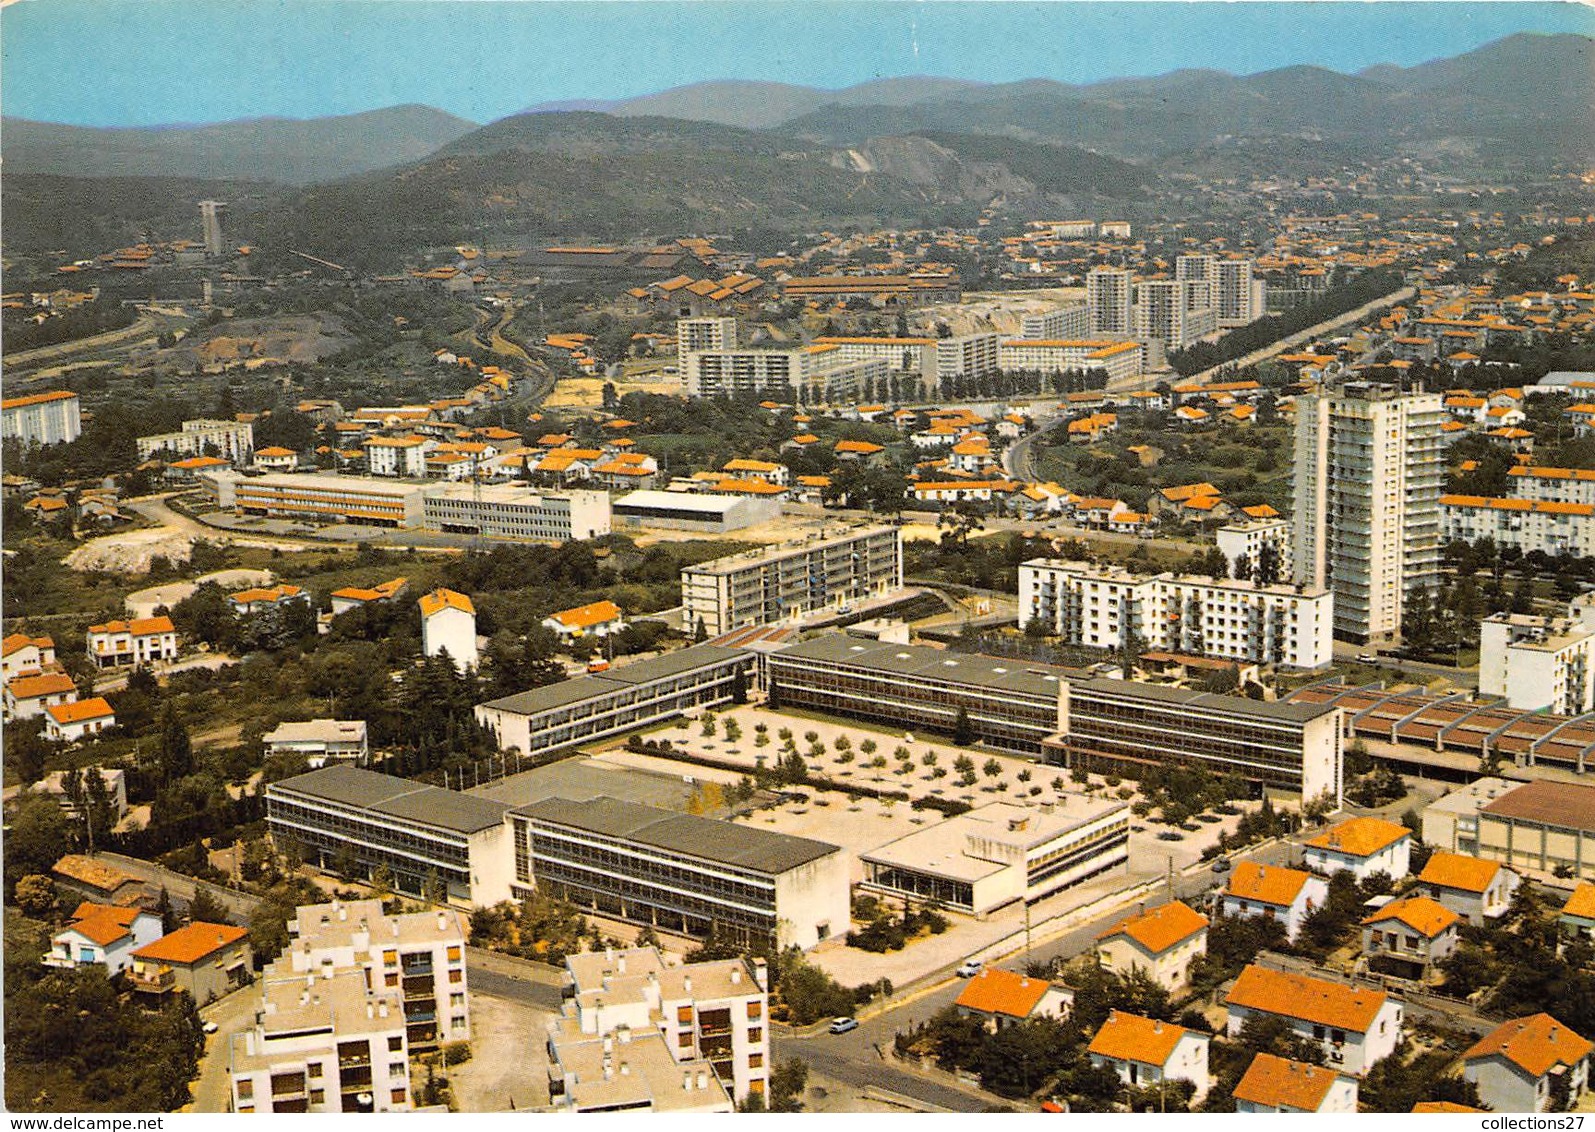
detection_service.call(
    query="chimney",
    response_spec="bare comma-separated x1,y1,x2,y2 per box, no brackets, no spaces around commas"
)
1154,1021,1162,1034
684,1074,693,1092
618,1025,632,1044
683,976,692,994
753,959,768,991
731,967,742,986
617,954,626,974
606,947,615,963
697,1071,708,1091
603,1036,614,1054
301,990,310,1005
437,911,448,933
379,1001,388,1018
620,1061,630,1076
392,919,399,938
367,1003,375,1019
337,902,347,922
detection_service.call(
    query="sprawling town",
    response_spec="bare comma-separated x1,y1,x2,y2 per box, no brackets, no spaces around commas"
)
4,2,1595,1119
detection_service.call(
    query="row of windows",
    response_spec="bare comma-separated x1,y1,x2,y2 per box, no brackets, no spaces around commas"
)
268,799,470,869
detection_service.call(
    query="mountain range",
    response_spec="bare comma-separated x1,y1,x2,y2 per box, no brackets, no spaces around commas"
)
3,33,1589,266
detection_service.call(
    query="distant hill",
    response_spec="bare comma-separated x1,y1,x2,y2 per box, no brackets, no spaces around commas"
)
522,76,988,129
2,105,478,184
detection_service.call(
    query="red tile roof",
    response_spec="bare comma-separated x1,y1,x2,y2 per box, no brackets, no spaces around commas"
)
1463,1014,1592,1078
954,968,1055,1018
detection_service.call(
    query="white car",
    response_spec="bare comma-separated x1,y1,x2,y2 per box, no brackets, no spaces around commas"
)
956,961,983,978
828,1017,859,1034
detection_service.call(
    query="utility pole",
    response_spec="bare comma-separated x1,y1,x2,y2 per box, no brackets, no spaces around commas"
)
1024,898,1032,964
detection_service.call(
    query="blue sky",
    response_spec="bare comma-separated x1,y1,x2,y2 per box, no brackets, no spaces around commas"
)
3,1,1591,127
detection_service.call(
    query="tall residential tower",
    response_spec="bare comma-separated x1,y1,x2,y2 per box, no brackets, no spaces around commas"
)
1292,383,1445,643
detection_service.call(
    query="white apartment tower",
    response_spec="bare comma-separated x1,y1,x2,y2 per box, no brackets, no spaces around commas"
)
1177,256,1262,328
1293,383,1446,644
1087,268,1135,335
1136,279,1217,350
677,318,738,355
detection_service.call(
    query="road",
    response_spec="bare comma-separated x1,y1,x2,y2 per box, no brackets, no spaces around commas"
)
1187,285,1416,386
1003,411,1065,481
5,313,166,372
95,851,260,921
1332,640,1478,689
463,946,565,1011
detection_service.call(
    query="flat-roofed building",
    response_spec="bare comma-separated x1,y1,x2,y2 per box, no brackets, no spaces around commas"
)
766,636,1069,755
1087,268,1134,335
685,346,884,403
1216,518,1293,582
265,766,512,906
202,470,426,528
1224,964,1403,1075
547,1015,732,1113
612,489,780,533
3,390,81,445
475,644,756,757
421,484,611,542
860,799,1128,915
998,339,1146,383
1018,559,1333,670
676,317,737,354
812,336,938,397
1047,678,1343,802
936,333,1001,385
136,418,254,463
560,946,768,1104
510,796,848,950
1441,494,1595,559
681,526,902,637
1425,778,1595,885
1479,612,1595,714
780,274,961,307
1021,303,1091,341
263,719,369,767
228,965,411,1113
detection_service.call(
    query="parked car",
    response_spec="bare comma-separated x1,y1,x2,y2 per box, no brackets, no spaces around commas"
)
1210,857,1232,874
956,961,983,978
828,1017,859,1034
1356,653,1377,663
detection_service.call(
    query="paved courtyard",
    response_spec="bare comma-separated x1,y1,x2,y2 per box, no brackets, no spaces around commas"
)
448,992,556,1113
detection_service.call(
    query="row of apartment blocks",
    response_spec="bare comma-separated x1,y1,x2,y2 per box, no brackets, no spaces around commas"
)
1018,559,1333,670
200,470,612,539
680,525,903,637
2,390,82,446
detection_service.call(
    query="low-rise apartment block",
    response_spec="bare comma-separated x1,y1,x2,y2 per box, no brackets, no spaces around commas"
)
1216,518,1293,581
1224,964,1402,1075
998,339,1145,383
681,526,902,637
265,765,512,906
476,644,755,757
136,418,255,462
1440,494,1595,558
685,346,884,403
558,946,769,1104
86,615,178,669
860,799,1129,916
509,795,848,950
365,435,434,478
1020,302,1091,340
1019,559,1333,669
203,470,426,528
1479,611,1595,714
263,719,369,767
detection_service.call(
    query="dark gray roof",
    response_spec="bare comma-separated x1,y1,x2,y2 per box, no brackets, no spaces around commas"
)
772,635,1069,699
516,796,839,875
1071,677,1337,724
268,765,509,834
477,644,746,715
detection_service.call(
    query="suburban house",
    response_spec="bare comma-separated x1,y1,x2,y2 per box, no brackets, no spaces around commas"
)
1219,863,1328,941
1418,852,1522,925
1359,895,1461,981
44,696,116,742
51,855,149,906
128,922,253,1005
25,767,129,824
2,633,56,683
328,577,408,617
543,599,626,640
42,902,163,976
1463,1013,1592,1114
262,720,369,768
227,584,311,615
1087,1010,1209,1101
1560,883,1595,942
953,967,1074,1032
85,616,179,669
4,670,78,721
1301,817,1413,882
1232,1052,1358,1114
1224,964,1403,1074
1095,900,1210,991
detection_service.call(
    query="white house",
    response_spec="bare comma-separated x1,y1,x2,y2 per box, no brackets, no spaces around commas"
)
1302,817,1413,882
1233,1052,1358,1114
953,967,1074,1032
227,583,311,616
1360,895,1461,981
420,588,477,672
3,670,77,721
262,719,369,768
42,903,163,975
1094,900,1209,992
1220,863,1328,941
1418,852,1522,925
2,633,56,684
1224,964,1402,1075
44,697,117,742
251,446,299,472
366,435,435,478
544,600,626,640
1464,1014,1592,1114
1087,1011,1209,1101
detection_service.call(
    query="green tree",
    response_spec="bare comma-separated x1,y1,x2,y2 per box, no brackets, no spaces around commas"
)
187,884,232,926
157,702,194,786
953,706,974,746
769,1057,809,1112
5,794,70,901
13,874,57,918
